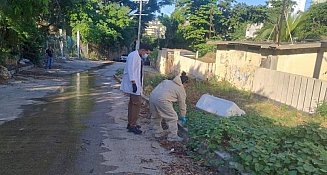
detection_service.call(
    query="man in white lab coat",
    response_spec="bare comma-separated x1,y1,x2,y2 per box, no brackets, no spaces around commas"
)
120,44,151,134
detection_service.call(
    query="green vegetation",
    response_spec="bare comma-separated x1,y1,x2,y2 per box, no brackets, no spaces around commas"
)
159,0,268,51
115,68,124,77
317,102,327,117
297,2,327,40
2,1,326,66
0,0,169,66
188,112,327,174
159,1,327,52
144,72,327,174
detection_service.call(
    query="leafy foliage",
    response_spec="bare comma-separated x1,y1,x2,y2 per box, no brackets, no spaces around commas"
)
188,110,327,174
316,101,327,117
161,0,268,51
0,0,165,65
159,13,190,49
0,0,50,64
256,1,327,42
297,2,327,40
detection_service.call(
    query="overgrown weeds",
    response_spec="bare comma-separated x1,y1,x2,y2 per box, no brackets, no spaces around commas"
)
317,101,327,117
144,71,327,174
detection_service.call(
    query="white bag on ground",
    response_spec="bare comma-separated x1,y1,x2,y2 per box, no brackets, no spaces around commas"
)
196,94,246,117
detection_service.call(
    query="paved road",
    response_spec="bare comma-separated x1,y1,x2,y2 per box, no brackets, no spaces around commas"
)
0,63,174,175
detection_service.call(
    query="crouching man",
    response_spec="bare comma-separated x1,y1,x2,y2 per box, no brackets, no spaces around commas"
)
149,72,188,142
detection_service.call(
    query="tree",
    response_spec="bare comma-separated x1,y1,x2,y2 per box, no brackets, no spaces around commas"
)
0,0,50,64
297,2,327,40
229,3,268,40
159,13,190,49
255,0,297,42
68,1,134,58
256,12,306,42
174,0,224,50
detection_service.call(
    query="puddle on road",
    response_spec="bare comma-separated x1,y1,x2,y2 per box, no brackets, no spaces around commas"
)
0,72,98,175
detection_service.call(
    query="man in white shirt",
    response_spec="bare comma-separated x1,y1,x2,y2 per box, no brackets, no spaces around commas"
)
120,44,151,134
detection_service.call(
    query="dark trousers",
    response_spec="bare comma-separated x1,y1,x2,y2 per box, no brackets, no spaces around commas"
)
46,56,53,69
128,94,142,127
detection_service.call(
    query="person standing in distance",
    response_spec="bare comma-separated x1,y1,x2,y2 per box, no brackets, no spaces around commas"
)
120,44,152,134
45,46,54,69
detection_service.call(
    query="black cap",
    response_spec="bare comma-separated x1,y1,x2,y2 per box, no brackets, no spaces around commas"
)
139,43,152,51
180,71,188,84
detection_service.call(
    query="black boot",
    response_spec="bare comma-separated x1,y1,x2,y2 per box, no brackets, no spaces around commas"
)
128,127,142,135
127,124,141,129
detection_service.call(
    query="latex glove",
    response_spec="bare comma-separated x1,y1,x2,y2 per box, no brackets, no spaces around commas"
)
132,83,137,93
179,116,188,125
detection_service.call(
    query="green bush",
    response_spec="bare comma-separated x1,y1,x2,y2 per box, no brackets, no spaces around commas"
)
115,68,124,76
143,74,167,88
316,101,327,117
187,109,327,174
149,49,159,64
193,43,216,57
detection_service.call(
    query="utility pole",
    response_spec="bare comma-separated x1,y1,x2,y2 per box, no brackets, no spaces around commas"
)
277,0,286,45
133,0,149,50
156,19,160,49
77,30,80,59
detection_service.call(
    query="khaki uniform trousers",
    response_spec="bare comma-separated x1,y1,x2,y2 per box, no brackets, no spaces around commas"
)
150,97,178,138
128,94,142,127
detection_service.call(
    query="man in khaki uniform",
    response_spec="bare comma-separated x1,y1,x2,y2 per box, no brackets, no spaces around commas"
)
149,72,188,141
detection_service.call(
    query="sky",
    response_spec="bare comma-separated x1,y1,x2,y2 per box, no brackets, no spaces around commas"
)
160,0,314,15
160,0,269,15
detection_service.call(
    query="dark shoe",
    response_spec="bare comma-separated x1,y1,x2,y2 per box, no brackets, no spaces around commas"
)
128,127,142,135
127,124,141,129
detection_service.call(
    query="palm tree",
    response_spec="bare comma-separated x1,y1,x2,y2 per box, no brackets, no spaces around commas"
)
256,12,307,43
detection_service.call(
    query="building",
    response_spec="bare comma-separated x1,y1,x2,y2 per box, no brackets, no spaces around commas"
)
144,20,166,39
245,23,264,39
312,0,327,3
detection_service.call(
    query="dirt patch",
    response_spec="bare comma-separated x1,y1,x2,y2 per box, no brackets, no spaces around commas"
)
197,52,216,63
140,94,216,174
159,140,216,175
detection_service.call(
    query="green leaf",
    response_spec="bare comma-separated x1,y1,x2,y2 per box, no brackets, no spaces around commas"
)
303,163,315,172
288,170,297,175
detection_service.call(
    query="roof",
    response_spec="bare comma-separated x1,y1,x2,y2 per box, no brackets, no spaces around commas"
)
207,41,327,50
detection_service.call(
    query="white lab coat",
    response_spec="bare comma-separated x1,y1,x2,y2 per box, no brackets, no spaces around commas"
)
120,50,143,95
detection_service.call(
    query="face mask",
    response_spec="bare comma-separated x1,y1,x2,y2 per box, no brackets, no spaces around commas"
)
142,53,149,59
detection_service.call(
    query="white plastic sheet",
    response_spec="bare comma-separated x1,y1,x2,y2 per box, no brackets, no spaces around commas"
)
196,94,246,117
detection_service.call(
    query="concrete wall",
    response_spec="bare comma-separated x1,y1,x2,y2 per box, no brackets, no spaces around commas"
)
253,68,327,113
276,53,317,77
155,48,169,75
155,42,327,113
318,50,327,81
215,46,263,90
155,49,215,80
212,42,327,90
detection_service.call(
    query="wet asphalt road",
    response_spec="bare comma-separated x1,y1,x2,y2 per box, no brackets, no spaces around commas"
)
0,63,117,175
0,70,97,174
0,63,174,175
